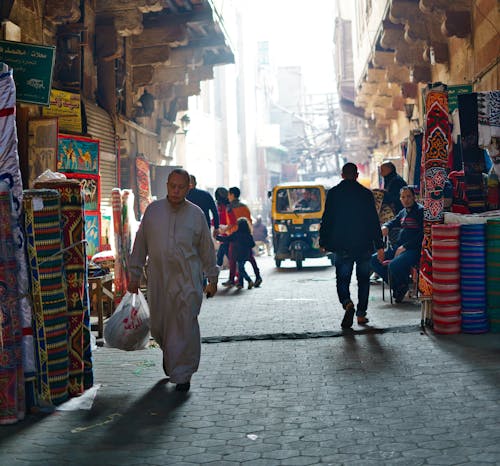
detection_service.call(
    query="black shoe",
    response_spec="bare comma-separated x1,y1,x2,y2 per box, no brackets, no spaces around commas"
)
175,382,190,392
341,301,355,329
393,285,408,303
254,277,262,287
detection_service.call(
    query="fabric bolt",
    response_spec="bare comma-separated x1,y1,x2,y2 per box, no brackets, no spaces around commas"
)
478,91,500,147
460,224,488,333
135,157,152,218
418,85,452,299
23,189,69,406
431,223,461,334
112,188,125,304
0,69,36,405
0,182,25,424
34,180,88,395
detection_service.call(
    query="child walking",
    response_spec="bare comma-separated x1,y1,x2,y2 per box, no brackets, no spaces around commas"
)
217,217,256,289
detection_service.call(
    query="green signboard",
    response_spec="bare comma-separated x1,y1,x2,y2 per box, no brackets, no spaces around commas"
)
0,40,56,106
448,84,473,113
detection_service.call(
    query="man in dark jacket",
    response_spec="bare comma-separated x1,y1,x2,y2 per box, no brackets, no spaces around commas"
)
186,175,219,237
320,163,384,329
370,186,424,303
380,161,407,213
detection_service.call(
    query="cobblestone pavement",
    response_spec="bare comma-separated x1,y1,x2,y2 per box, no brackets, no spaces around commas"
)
2,256,500,465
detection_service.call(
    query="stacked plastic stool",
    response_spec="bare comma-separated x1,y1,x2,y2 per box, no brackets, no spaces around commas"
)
486,218,500,332
431,224,461,334
460,224,489,333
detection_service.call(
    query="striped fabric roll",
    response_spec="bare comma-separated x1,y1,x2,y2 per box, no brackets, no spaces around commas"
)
34,180,89,396
23,189,69,406
432,223,461,334
486,219,500,330
460,224,488,333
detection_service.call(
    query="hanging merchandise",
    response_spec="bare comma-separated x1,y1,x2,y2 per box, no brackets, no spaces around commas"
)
23,189,69,406
418,84,452,302
112,188,138,305
458,93,487,213
0,65,37,411
0,182,25,424
135,156,152,218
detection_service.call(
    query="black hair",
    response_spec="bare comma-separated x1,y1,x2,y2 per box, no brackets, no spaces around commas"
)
237,217,251,234
400,186,415,196
341,162,358,180
229,186,240,198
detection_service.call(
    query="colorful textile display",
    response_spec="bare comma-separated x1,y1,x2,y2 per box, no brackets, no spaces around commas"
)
34,180,90,395
112,188,137,305
486,218,500,332
0,68,36,409
432,224,461,334
23,189,69,406
0,182,25,424
460,224,488,334
135,156,152,218
406,130,423,191
478,91,500,148
419,85,452,298
458,93,487,213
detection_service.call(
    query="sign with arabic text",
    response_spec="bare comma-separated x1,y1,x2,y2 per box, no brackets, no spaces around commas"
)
43,89,82,133
0,40,55,105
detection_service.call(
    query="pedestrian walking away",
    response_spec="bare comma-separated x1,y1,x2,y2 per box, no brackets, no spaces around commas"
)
319,162,384,329
127,168,219,392
217,217,255,289
186,174,220,237
223,186,263,287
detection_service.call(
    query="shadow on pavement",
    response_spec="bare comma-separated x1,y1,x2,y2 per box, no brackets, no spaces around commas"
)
94,379,189,448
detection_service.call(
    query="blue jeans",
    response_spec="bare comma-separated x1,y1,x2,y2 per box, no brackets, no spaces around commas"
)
370,247,420,291
237,260,252,286
335,251,372,317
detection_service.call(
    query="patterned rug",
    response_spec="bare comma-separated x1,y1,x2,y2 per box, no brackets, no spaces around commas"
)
135,156,152,218
23,189,69,406
418,85,452,298
0,69,36,408
34,180,89,396
112,188,125,304
0,182,25,424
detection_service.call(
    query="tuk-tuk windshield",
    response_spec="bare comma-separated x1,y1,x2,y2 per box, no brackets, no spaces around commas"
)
276,187,322,213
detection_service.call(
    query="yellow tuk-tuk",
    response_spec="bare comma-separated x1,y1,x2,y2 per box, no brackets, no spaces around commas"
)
269,182,335,270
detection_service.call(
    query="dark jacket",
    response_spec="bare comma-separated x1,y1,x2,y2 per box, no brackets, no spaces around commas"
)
216,231,255,261
383,202,424,251
186,188,219,228
382,171,407,213
319,179,384,256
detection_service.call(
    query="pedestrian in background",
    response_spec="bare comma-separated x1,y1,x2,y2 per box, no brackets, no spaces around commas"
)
217,217,255,289
128,169,219,392
223,187,263,288
380,161,407,214
319,163,384,329
187,174,220,237
215,187,230,268
252,215,271,256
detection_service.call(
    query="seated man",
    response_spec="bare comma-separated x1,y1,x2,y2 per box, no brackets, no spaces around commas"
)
295,189,321,211
370,186,424,303
252,215,271,256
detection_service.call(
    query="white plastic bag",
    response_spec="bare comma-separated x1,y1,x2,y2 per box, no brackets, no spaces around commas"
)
104,291,150,351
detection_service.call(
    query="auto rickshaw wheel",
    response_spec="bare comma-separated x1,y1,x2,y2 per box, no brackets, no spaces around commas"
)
275,258,282,268
296,259,303,270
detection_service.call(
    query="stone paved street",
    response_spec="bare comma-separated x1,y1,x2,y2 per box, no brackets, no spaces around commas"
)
1,256,500,465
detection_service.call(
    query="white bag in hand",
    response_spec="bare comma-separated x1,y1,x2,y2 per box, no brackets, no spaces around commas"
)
104,291,150,350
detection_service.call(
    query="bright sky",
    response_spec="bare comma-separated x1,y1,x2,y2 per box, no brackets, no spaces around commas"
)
249,0,337,95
